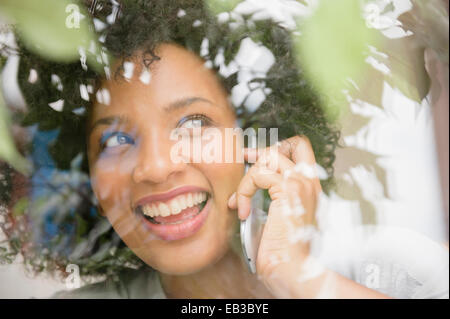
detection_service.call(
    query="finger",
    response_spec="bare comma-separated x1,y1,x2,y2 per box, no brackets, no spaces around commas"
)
246,136,322,192
235,165,283,220
246,144,314,185
245,135,316,165
291,136,323,193
253,150,295,176
228,192,237,209
227,172,297,210
234,147,317,216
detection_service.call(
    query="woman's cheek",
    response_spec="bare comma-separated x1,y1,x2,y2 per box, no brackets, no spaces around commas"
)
93,165,142,242
200,129,245,202
91,157,133,211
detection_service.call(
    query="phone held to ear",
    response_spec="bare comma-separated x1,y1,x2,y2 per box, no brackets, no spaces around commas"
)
240,206,267,274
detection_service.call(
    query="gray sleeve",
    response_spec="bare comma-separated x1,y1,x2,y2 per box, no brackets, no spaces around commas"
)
50,278,128,299
50,268,166,299
311,225,449,299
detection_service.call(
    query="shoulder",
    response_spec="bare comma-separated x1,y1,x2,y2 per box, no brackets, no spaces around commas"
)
51,268,166,299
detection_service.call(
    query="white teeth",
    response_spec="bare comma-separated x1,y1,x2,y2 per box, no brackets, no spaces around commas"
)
141,192,208,218
151,204,158,216
170,199,181,215
187,193,194,207
159,203,170,217
179,196,187,210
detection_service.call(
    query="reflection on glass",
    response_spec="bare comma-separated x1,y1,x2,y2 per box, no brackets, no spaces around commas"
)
0,0,448,299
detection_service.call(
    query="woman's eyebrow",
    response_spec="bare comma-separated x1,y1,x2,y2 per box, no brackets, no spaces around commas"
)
88,97,214,136
165,96,216,112
88,115,129,137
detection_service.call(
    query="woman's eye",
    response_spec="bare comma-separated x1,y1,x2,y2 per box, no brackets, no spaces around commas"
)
178,115,212,129
100,132,134,149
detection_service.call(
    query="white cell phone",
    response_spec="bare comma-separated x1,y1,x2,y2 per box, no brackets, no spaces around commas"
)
240,206,267,273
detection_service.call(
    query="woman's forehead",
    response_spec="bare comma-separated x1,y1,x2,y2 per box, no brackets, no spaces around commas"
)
90,43,228,117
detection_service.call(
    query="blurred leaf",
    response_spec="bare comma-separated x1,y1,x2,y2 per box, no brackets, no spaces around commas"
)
348,36,430,109
380,1,395,15
399,0,449,64
0,0,103,71
294,0,379,122
334,145,384,225
0,55,6,69
205,0,242,15
12,197,29,217
382,36,430,102
75,212,88,242
0,79,30,174
339,111,372,137
349,66,386,109
347,1,444,106
335,176,377,224
334,146,389,199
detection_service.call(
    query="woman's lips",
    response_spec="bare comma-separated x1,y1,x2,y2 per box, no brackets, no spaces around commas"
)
135,185,209,207
151,205,200,224
138,197,211,241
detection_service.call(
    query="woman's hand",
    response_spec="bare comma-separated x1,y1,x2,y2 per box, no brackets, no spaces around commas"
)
228,135,323,296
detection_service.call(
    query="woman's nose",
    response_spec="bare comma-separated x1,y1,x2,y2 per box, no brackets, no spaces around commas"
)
132,136,185,184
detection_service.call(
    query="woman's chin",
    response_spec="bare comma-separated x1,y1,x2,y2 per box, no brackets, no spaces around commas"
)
154,262,209,276
134,203,238,276
146,240,232,276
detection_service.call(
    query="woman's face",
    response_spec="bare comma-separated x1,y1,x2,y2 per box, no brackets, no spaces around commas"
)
87,43,244,275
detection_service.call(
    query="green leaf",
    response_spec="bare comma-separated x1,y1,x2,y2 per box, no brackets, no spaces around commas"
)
294,0,379,122
398,0,449,64
339,111,372,137
0,56,7,69
0,0,100,67
381,36,430,102
12,197,29,217
334,146,389,199
0,79,30,174
205,0,242,15
348,66,385,109
335,177,377,225
381,1,395,15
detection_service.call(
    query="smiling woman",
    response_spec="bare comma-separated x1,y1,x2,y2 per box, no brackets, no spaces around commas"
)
1,0,345,298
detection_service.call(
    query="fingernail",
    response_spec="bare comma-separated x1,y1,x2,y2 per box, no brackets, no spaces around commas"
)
228,192,236,208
